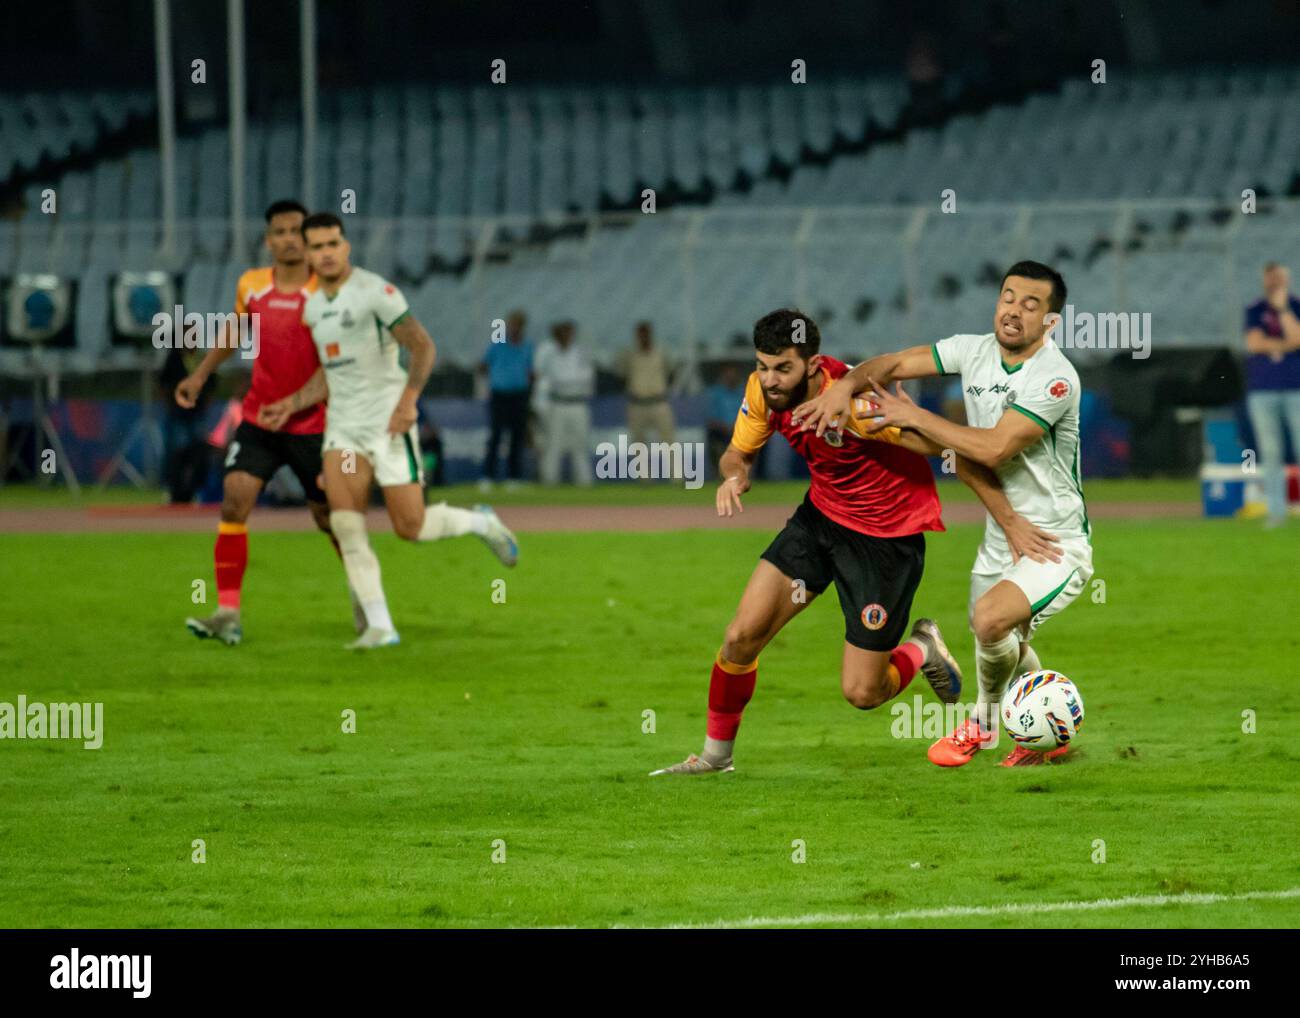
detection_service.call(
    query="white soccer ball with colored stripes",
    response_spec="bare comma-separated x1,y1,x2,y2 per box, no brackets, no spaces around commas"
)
1000,670,1085,751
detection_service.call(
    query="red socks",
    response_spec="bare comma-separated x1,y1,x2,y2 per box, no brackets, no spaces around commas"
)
885,641,925,698
214,522,248,610
706,653,758,741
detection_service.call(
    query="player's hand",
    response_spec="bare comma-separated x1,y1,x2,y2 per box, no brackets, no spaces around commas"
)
716,475,750,517
174,373,205,409
1002,513,1062,565
258,399,293,432
387,398,418,436
864,380,921,431
791,377,854,437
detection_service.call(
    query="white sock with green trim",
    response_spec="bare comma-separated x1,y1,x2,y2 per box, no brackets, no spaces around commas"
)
1017,641,1041,677
417,502,487,541
331,509,393,631
974,631,1020,731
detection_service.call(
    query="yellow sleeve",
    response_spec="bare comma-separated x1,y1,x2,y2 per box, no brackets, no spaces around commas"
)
843,394,904,444
729,373,772,454
233,270,253,315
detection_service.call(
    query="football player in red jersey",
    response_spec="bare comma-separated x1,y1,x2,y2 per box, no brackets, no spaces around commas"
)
175,200,354,645
652,308,1042,775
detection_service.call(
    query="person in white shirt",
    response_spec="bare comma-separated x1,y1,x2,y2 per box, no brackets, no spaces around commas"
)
259,213,518,649
534,320,595,486
794,261,1091,768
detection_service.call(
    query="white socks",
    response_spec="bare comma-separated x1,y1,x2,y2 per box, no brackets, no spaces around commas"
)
330,510,394,632
1017,641,1041,676
974,631,1021,730
417,501,487,541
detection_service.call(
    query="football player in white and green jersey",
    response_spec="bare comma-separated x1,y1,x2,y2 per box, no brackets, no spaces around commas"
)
793,261,1092,767
260,213,518,650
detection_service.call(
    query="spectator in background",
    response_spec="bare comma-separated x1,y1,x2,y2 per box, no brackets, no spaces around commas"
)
706,361,749,480
160,347,215,503
534,320,594,486
1244,262,1300,527
478,309,533,491
617,321,675,452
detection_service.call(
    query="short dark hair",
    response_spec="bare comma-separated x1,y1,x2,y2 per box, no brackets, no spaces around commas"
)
301,212,345,238
753,308,820,358
264,199,307,223
1001,261,1067,313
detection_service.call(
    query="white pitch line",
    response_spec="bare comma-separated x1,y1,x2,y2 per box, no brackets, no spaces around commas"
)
664,886,1300,930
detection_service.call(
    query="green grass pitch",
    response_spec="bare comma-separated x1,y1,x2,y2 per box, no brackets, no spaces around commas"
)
1,505,1297,928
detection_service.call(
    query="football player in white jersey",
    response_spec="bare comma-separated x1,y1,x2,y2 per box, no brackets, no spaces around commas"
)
793,261,1092,767
260,213,518,649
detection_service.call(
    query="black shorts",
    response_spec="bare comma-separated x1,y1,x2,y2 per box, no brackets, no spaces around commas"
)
223,421,326,502
760,495,925,651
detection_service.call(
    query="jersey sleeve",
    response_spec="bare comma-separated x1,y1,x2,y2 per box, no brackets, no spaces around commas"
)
729,373,772,454
373,279,411,330
1008,371,1076,433
233,272,252,315
930,334,969,375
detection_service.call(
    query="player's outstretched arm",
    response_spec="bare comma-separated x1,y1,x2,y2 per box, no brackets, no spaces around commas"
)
388,315,437,435
174,320,240,408
716,443,755,517
259,367,328,431
792,345,936,437
956,455,1061,564
864,381,1044,469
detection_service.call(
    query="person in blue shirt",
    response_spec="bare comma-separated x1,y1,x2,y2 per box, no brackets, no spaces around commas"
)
479,310,534,487
1244,263,1300,527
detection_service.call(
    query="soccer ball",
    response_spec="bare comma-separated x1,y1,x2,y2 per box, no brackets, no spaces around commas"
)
1000,670,1084,751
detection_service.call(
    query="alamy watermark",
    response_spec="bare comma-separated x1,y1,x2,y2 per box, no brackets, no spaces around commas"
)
151,307,260,360
1,695,103,749
890,695,999,747
595,435,705,489
1045,304,1151,360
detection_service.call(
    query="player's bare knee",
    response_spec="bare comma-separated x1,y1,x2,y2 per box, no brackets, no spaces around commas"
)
971,605,1012,645
393,515,423,542
842,677,889,711
220,490,254,523
721,621,762,665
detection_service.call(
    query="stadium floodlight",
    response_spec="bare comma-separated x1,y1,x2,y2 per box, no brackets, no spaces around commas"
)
0,274,80,493
5,273,71,344
112,270,176,340
96,272,176,488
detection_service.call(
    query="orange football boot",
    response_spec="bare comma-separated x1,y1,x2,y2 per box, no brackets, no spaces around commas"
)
999,743,1070,767
927,718,996,767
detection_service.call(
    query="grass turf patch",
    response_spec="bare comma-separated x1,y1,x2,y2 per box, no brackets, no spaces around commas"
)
0,514,1295,927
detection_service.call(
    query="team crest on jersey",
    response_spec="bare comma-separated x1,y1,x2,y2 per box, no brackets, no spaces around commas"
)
325,342,340,358
341,309,355,329
1002,389,1018,411
823,429,843,447
860,603,888,630
1047,376,1071,400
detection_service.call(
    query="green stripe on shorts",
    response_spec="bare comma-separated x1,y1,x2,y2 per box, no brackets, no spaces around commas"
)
401,433,419,484
1030,567,1078,615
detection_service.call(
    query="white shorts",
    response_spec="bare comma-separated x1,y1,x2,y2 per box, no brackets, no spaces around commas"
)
969,535,1093,639
324,421,424,488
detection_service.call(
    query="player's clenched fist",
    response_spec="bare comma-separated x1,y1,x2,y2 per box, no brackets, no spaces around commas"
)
257,398,294,431
716,474,750,517
174,372,206,409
